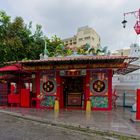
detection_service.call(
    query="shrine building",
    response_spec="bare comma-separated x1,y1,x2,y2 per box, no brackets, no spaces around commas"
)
0,55,138,111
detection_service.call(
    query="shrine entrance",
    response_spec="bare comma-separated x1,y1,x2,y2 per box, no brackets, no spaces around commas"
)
63,76,84,108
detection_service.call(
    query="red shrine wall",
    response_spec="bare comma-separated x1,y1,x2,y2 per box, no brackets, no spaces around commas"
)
1,67,112,110
36,69,112,110
39,71,56,108
89,69,112,110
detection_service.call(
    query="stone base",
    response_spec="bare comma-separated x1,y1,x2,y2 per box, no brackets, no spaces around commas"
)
130,117,140,123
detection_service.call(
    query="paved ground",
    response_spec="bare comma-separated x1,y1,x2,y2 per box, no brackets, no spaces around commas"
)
0,107,140,139
0,113,111,140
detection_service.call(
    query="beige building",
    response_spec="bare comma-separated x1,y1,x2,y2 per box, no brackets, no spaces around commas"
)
112,48,130,56
63,26,101,50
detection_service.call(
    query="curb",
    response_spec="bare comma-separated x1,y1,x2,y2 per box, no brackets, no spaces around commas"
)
0,109,139,140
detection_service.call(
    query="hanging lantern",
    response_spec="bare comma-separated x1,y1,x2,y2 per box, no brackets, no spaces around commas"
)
134,21,140,35
122,19,127,28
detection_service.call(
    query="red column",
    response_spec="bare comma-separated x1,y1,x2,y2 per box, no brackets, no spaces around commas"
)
85,70,90,109
108,69,112,110
83,77,86,109
136,89,140,120
56,71,61,107
36,72,40,108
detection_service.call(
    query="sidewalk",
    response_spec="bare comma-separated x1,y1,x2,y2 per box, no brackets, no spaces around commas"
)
0,107,140,139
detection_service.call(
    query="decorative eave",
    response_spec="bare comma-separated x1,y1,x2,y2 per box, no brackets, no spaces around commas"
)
114,64,140,75
15,55,138,65
3,55,139,74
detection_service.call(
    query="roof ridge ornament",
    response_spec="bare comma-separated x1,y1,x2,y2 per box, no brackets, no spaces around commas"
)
40,38,49,60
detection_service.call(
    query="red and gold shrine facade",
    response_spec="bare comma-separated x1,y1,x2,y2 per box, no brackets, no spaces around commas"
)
0,55,138,111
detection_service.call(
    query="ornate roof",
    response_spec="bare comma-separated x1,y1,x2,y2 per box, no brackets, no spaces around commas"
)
17,55,138,65
2,55,139,75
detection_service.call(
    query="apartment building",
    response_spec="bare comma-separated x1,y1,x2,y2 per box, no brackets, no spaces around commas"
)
63,26,100,50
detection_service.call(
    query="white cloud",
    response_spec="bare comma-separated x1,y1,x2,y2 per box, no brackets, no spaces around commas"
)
0,0,140,51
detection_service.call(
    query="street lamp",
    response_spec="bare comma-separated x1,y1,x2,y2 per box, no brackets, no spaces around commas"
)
121,9,140,34
122,19,127,28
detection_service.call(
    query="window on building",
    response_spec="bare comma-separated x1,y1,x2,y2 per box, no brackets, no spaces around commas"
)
78,38,83,41
84,30,90,34
84,36,90,40
73,38,76,41
73,42,76,44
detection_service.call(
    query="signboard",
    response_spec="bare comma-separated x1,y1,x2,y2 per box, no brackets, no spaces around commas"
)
60,69,86,76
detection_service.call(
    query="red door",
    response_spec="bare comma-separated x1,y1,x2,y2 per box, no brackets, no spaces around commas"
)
20,89,30,107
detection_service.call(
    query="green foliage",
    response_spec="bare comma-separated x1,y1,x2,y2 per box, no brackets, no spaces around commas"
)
44,35,64,57
43,35,73,57
64,49,73,56
0,10,65,66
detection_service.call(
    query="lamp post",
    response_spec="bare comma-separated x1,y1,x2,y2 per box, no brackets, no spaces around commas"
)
121,9,140,35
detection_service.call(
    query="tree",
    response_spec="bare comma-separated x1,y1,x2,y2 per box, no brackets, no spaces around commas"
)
0,10,66,66
43,35,69,57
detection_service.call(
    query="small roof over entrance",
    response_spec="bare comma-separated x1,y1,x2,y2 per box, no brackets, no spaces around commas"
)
0,64,21,72
0,64,31,82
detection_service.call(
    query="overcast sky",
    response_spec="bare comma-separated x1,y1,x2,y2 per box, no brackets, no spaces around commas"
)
0,0,140,51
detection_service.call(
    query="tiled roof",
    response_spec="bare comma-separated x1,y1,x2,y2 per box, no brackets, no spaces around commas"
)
0,64,21,72
17,55,138,65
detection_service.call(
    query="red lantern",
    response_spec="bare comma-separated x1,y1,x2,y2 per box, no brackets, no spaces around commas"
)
134,21,140,35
